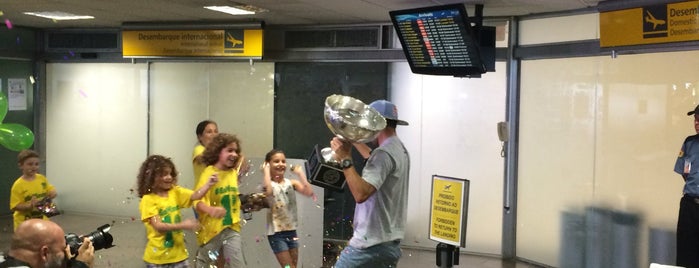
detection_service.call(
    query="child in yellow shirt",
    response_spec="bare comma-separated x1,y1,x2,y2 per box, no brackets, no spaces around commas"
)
194,133,246,268
137,155,225,267
10,149,57,230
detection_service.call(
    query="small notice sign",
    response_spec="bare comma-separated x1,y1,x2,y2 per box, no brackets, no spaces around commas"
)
429,175,469,247
8,78,27,111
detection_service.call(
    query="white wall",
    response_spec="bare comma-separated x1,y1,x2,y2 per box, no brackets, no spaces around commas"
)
148,62,211,189
391,62,507,254
147,62,274,189
46,63,148,216
519,13,599,45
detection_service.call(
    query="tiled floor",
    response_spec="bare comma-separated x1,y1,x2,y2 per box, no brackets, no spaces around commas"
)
0,213,544,268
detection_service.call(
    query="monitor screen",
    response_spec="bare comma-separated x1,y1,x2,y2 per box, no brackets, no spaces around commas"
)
390,4,487,77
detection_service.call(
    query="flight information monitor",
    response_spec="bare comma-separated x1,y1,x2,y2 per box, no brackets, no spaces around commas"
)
390,4,487,77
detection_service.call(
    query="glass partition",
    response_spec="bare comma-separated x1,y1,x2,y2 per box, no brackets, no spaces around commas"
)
518,52,698,266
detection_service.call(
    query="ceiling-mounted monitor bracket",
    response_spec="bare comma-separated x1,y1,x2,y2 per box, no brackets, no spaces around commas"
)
468,4,484,40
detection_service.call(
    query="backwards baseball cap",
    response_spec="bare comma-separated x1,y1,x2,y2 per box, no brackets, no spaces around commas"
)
688,104,699,116
369,100,409,126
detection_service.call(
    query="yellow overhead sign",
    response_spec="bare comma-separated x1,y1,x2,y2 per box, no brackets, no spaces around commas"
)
429,175,469,247
600,1,699,47
122,29,263,58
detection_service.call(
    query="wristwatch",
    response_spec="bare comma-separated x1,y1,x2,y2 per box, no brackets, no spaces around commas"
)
340,159,353,169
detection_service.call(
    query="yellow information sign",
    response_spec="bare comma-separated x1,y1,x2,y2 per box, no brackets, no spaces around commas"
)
600,1,699,47
122,29,263,58
429,175,469,247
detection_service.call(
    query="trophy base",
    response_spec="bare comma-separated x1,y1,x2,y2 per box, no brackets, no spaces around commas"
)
305,144,346,191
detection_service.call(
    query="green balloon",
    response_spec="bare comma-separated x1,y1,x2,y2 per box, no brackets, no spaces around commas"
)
0,123,34,151
0,92,7,122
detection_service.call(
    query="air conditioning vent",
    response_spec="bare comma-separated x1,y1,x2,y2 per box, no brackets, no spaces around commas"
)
46,32,120,52
285,28,379,49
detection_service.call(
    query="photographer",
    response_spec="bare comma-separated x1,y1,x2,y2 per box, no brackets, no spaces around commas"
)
0,219,94,268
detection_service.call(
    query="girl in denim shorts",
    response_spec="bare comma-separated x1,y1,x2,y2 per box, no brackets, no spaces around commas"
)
262,149,315,268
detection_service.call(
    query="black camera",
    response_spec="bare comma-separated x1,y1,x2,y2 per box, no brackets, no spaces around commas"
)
65,224,114,255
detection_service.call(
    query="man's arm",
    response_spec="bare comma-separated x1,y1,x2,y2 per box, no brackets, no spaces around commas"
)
331,137,376,203
342,165,376,203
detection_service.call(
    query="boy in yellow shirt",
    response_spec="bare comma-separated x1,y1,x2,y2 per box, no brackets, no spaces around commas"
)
10,149,57,230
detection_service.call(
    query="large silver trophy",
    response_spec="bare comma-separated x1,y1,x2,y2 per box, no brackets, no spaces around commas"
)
323,94,386,143
306,95,386,190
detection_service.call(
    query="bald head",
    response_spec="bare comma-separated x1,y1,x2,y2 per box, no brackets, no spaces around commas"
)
12,219,64,250
8,219,67,268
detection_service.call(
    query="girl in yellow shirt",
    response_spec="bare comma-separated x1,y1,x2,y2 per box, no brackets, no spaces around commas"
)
194,133,246,268
137,155,225,268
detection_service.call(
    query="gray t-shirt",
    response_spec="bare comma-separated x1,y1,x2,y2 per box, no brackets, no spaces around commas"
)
349,135,410,248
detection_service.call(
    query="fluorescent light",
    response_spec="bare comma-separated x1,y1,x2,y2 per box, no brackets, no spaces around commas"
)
24,11,94,20
204,6,255,15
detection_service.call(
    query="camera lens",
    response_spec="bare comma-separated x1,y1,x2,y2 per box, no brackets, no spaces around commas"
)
65,224,114,255
88,224,114,250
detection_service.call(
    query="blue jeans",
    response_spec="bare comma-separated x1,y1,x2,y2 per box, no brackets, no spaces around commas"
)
334,240,402,268
267,230,299,253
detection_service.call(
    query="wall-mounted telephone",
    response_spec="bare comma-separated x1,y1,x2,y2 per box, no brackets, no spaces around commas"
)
497,121,508,142
497,121,508,158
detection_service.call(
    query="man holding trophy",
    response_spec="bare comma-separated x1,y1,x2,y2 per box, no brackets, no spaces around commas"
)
328,97,411,268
